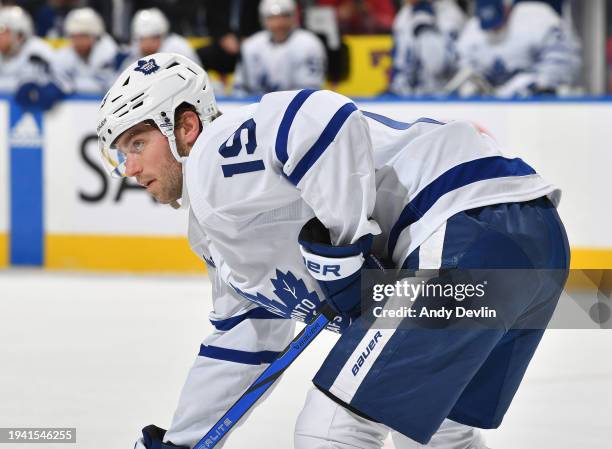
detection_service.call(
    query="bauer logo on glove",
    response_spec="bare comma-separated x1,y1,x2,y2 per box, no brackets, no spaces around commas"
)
298,217,385,319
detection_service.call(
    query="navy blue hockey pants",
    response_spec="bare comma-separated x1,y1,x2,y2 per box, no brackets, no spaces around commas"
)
313,197,570,444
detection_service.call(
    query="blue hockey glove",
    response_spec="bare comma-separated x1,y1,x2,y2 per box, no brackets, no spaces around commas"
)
298,217,385,319
37,82,66,110
15,82,41,108
15,81,65,110
135,425,187,449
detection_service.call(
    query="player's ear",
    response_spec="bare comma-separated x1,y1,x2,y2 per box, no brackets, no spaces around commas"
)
176,110,200,148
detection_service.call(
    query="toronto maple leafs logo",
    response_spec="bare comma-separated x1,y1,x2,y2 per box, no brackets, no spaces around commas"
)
231,270,348,333
485,58,518,86
134,58,160,75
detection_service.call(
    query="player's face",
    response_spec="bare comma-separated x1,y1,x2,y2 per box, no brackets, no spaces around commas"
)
139,36,162,56
70,34,95,59
115,122,183,204
264,14,294,43
0,29,13,55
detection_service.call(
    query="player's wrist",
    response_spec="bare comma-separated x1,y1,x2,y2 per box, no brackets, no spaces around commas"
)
298,218,381,318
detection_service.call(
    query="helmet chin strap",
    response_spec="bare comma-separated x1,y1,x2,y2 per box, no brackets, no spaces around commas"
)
167,132,187,165
166,132,190,210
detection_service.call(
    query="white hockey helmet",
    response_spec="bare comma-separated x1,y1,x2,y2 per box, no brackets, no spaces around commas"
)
0,6,34,40
131,8,169,40
64,7,105,37
259,0,296,18
97,52,218,177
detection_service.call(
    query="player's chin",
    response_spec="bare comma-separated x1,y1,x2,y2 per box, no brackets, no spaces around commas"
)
152,193,174,205
151,189,180,205
148,180,182,205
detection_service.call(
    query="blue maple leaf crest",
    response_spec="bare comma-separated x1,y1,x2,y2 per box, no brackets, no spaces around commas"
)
231,269,347,332
135,58,160,75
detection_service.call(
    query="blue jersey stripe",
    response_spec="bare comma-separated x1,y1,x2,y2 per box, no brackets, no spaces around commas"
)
401,247,420,270
210,307,286,332
288,102,358,185
199,345,280,365
275,89,317,164
387,156,537,258
203,255,216,268
362,111,444,130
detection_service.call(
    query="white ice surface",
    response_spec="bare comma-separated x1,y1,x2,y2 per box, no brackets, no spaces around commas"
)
0,270,610,449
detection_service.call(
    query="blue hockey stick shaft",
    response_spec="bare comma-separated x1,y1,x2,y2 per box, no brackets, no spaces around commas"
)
193,304,337,449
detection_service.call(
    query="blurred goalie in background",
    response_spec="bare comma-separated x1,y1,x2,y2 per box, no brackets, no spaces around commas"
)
449,0,582,97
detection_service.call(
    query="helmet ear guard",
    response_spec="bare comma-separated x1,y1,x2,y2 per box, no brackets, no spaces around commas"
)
150,101,183,166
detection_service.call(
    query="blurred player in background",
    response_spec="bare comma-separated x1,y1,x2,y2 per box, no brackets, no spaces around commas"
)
56,7,120,94
98,53,569,449
120,8,200,70
232,0,326,96
390,0,466,96
451,0,581,97
0,5,69,109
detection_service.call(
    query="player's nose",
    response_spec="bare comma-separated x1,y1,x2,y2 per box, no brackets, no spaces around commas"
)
124,153,143,178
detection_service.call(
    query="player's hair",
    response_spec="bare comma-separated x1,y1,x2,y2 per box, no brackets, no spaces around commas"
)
175,102,203,133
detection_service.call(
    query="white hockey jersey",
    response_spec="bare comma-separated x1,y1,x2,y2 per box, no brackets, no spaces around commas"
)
0,36,64,92
120,34,201,72
55,34,119,94
233,29,326,96
456,1,581,97
390,0,466,96
161,89,559,448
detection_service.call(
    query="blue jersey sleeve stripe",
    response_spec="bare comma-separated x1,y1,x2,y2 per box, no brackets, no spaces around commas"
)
210,307,286,332
387,156,536,258
198,345,281,365
275,89,317,165
203,255,216,268
362,111,444,130
287,102,358,185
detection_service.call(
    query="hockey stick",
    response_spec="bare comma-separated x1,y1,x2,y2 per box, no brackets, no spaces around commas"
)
193,304,338,449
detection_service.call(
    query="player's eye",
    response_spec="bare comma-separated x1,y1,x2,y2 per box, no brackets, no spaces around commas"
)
131,140,145,154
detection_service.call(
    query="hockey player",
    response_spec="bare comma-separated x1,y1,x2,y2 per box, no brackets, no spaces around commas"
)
97,54,569,448
56,7,120,94
454,0,581,97
390,0,466,96
232,0,326,96
120,8,201,71
0,6,69,109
